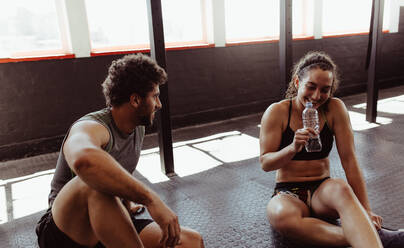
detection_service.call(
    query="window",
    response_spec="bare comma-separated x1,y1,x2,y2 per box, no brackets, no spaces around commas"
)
161,0,206,45
322,0,390,36
85,0,207,53
85,0,150,52
225,0,280,42
0,0,65,58
224,0,313,43
293,0,314,38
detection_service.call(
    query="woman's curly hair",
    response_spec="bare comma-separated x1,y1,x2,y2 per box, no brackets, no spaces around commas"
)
285,51,340,99
102,53,167,107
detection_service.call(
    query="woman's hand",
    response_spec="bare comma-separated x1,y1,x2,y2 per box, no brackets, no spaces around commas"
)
368,210,383,230
292,127,318,153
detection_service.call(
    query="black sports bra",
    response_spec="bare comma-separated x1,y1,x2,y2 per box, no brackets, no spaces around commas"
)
278,100,334,160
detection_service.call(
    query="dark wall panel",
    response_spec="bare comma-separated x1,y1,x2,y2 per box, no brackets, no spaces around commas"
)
1,8,404,160
166,43,281,118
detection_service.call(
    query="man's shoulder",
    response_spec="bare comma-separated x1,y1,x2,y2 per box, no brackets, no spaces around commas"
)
70,108,112,139
74,108,112,128
81,108,111,121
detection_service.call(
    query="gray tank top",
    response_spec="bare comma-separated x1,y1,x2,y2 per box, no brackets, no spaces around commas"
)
48,108,145,206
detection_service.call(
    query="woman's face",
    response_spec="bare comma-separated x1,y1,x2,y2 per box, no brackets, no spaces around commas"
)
296,68,333,109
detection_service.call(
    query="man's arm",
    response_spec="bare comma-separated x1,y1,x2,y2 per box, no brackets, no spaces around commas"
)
64,120,181,246
64,120,156,205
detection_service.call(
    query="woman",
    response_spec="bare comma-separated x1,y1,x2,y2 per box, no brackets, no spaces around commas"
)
259,51,383,247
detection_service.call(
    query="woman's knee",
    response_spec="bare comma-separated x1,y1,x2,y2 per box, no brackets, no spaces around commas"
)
267,201,303,236
319,178,356,207
179,228,204,248
270,214,302,236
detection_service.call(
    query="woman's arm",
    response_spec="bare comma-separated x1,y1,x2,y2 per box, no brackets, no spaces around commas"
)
332,98,383,228
332,98,373,211
259,101,310,172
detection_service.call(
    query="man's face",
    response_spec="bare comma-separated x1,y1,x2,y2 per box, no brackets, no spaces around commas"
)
137,85,162,126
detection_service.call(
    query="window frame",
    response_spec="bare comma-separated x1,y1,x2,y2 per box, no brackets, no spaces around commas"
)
0,0,402,63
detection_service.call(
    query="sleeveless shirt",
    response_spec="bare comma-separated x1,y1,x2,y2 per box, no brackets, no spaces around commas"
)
48,108,145,206
278,100,334,160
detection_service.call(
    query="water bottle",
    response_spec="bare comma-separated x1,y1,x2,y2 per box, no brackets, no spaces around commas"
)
302,102,322,152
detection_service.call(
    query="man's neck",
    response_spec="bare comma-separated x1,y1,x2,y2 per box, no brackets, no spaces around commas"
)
110,105,139,134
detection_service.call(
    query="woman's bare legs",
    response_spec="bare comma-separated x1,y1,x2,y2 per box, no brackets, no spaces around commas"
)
267,194,349,246
311,178,382,248
267,178,383,247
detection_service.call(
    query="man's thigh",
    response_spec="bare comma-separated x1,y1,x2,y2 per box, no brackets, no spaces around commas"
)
36,208,89,248
51,177,99,246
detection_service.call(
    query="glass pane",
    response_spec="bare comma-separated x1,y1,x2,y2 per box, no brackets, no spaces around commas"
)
85,0,150,49
225,0,280,41
383,0,390,31
0,0,62,58
225,0,312,42
161,0,204,43
323,0,372,35
293,0,314,37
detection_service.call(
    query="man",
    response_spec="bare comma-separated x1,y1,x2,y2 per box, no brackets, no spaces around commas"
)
36,53,204,248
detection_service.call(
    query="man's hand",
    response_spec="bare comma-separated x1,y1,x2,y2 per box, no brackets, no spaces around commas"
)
122,200,145,215
368,210,383,230
146,197,181,248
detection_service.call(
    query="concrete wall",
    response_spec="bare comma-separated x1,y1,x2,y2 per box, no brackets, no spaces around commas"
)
1,10,404,161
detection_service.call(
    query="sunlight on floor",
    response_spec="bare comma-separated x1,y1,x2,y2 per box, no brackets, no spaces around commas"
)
348,111,392,131
172,146,222,176
348,94,404,130
137,131,259,183
11,173,53,219
353,94,404,115
0,169,54,224
0,131,260,222
0,185,6,224
192,133,259,163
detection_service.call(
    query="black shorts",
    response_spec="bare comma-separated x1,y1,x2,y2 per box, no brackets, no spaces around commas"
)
272,177,330,208
35,208,153,248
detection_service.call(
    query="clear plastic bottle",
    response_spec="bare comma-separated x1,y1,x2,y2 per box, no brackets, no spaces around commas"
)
302,102,322,152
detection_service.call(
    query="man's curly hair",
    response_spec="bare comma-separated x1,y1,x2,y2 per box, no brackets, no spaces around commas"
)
102,53,167,107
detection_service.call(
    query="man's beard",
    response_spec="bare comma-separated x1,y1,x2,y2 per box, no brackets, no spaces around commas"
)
139,112,154,126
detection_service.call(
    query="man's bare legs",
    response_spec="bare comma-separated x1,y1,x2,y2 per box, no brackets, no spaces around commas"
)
52,177,204,248
52,177,144,247
267,178,382,248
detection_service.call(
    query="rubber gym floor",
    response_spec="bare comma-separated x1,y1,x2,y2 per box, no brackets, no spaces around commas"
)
1,85,403,248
